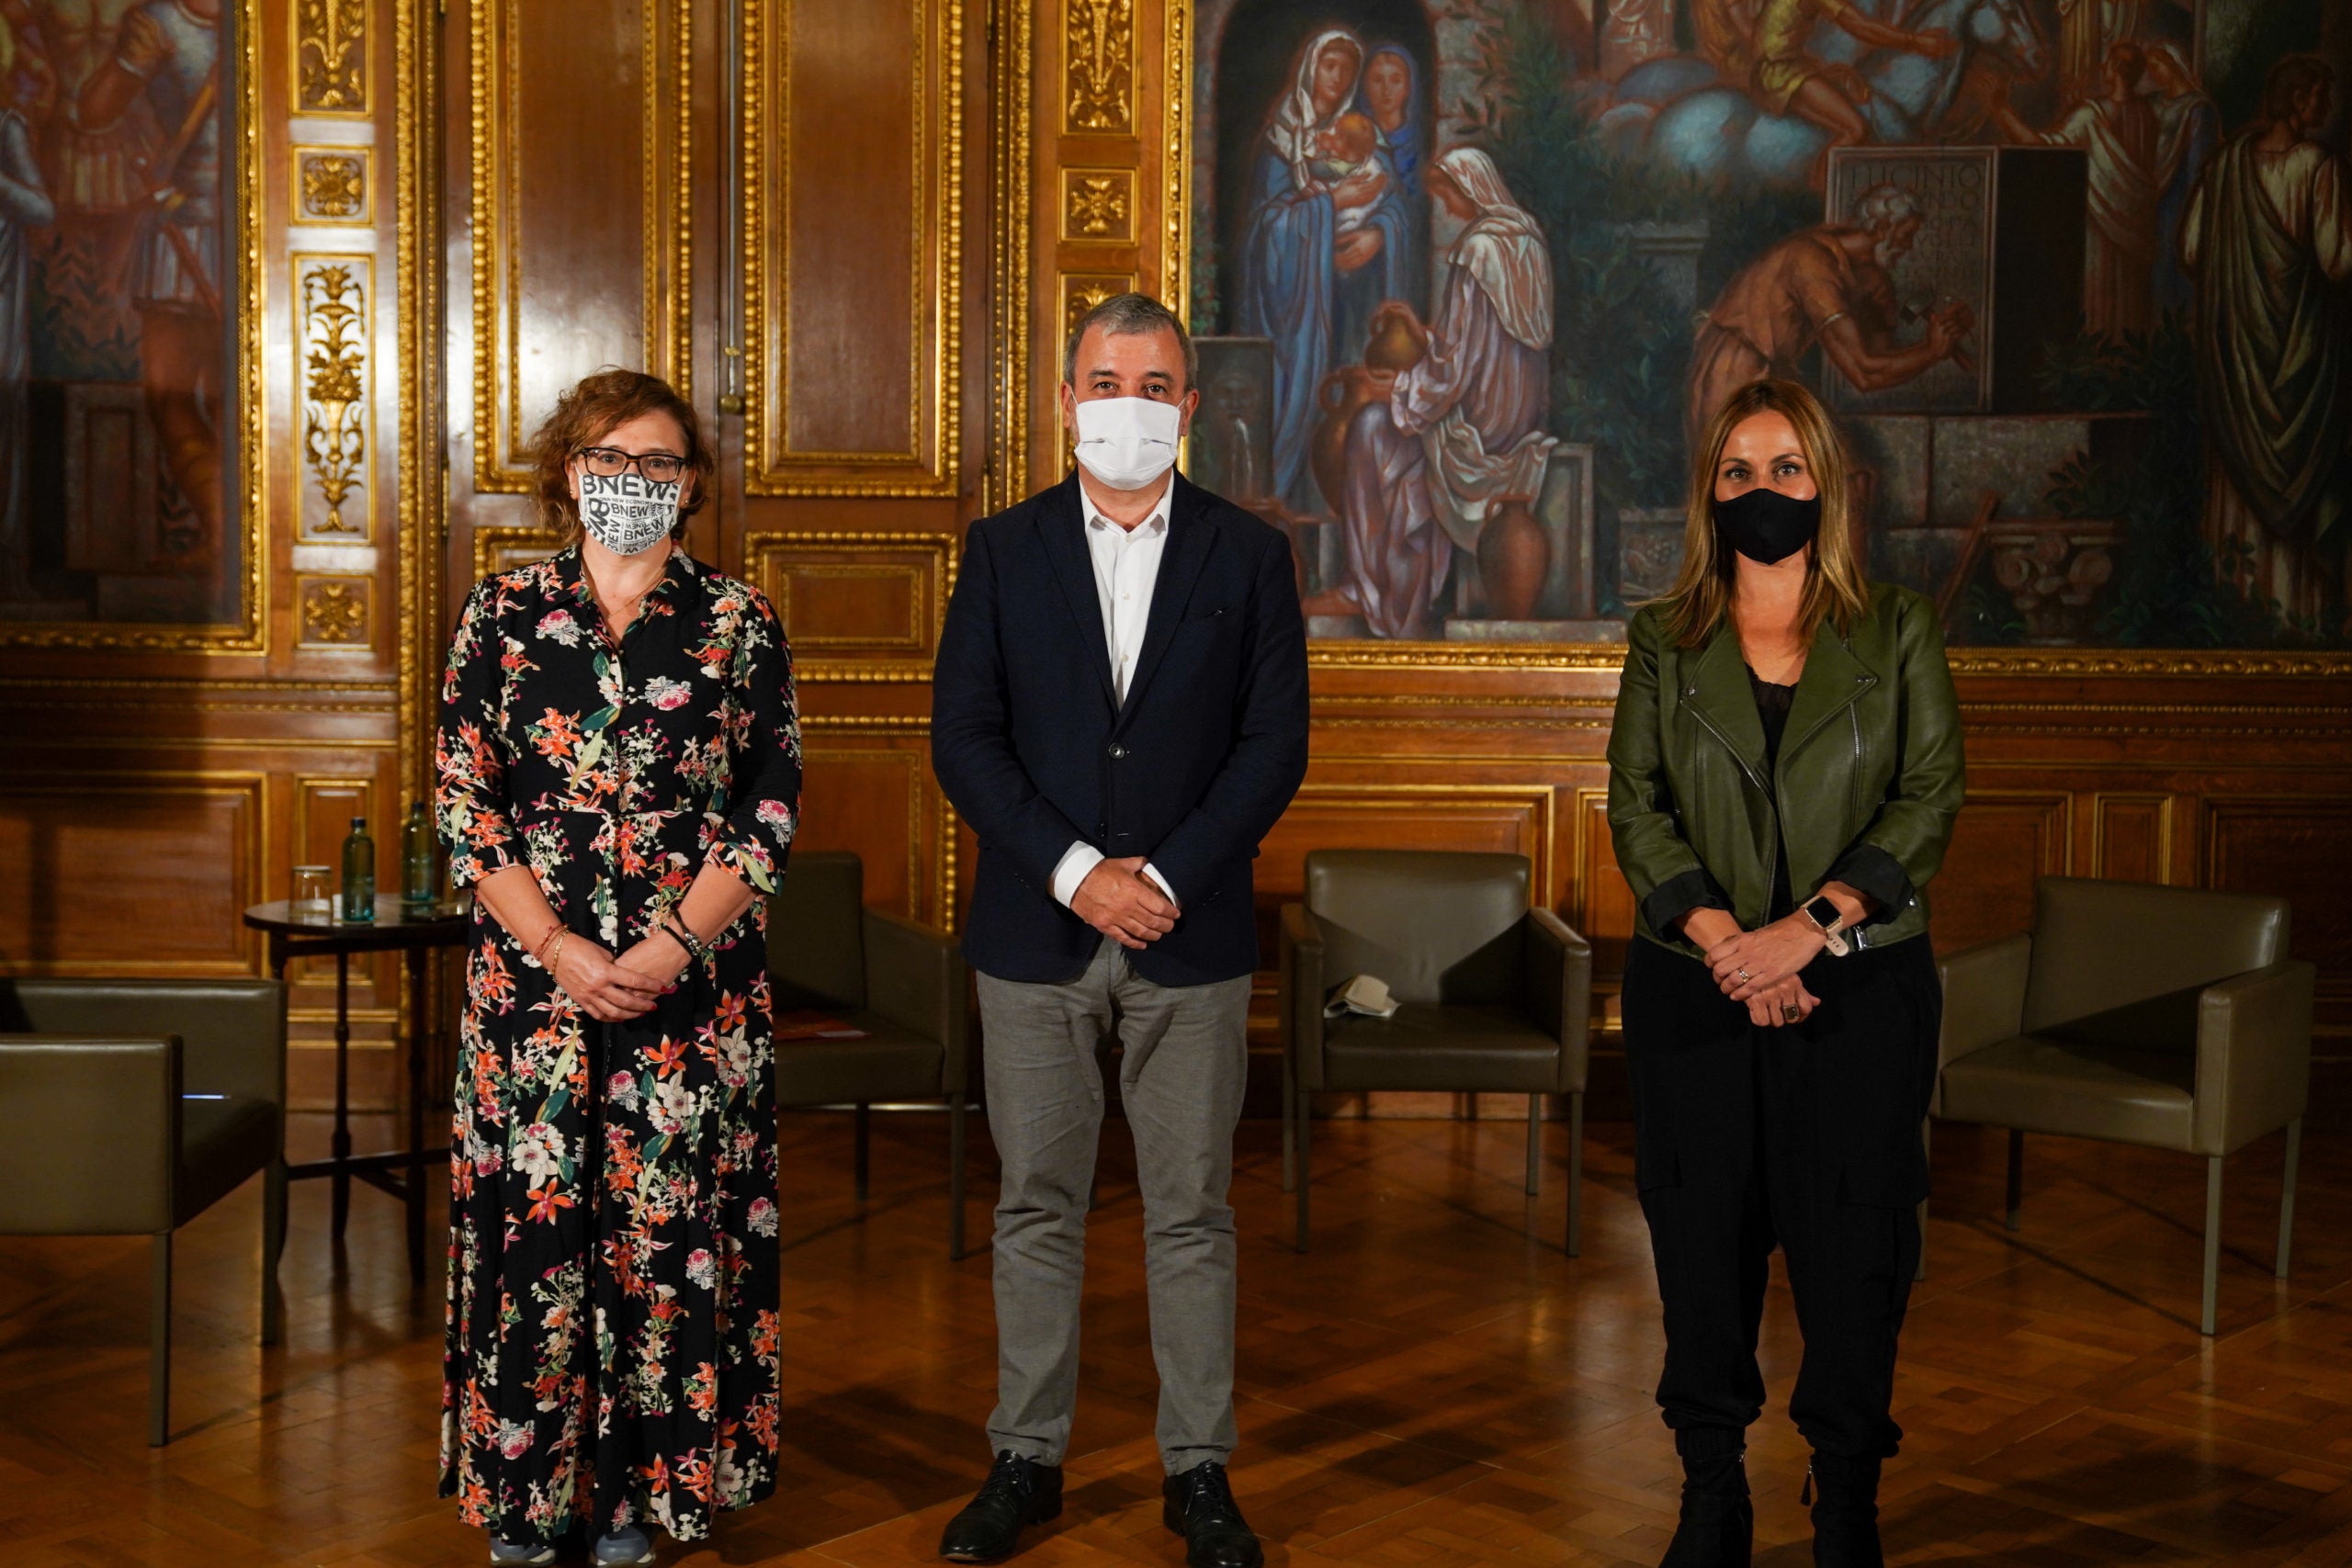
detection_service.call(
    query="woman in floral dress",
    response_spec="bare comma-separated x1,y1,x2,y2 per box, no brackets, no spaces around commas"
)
435,369,799,1566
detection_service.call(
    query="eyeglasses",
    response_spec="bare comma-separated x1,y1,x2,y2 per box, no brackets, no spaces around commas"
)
576,446,686,484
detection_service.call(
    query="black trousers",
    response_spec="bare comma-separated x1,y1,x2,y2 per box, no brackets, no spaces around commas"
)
1623,933,1940,1460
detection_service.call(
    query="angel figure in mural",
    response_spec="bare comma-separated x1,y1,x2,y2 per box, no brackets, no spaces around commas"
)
1,13,59,597
75,0,221,562
2180,53,2351,631
1238,26,1411,519
1310,149,1555,640
1686,184,1974,446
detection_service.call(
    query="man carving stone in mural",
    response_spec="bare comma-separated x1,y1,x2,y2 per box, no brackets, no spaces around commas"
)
2179,53,2352,630
1996,40,2160,338
1686,184,1973,448
75,0,220,564
1314,149,1555,639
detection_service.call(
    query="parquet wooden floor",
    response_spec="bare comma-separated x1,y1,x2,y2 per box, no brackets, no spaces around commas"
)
3,1106,2346,1566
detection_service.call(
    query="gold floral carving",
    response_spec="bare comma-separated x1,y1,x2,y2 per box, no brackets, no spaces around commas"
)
1064,0,1133,133
1062,272,1133,334
299,576,371,646
1062,168,1132,241
295,149,368,221
299,260,368,536
296,0,368,113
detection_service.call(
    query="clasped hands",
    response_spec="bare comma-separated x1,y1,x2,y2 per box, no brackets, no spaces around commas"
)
551,930,692,1022
1683,908,1826,1029
1072,855,1180,951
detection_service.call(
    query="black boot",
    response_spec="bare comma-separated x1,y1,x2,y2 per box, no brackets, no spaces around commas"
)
938,1451,1062,1562
1805,1451,1883,1568
1660,1428,1751,1567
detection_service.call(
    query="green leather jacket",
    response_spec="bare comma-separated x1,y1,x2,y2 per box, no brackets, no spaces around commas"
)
1606,581,1964,959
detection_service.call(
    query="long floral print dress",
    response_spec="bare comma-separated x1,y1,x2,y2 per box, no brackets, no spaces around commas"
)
434,547,799,1548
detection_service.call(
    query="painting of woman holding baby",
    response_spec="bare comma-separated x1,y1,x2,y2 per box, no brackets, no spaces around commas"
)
1235,26,1415,519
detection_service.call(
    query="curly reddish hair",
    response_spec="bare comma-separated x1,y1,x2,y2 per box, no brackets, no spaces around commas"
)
526,369,715,547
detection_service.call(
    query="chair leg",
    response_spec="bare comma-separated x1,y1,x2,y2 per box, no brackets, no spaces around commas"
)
149,1233,172,1448
2005,1128,2025,1232
2200,1155,2224,1336
262,1158,288,1346
948,1097,968,1262
1916,1118,1931,1284
1566,1091,1584,1259
1525,1094,1542,1198
2278,1117,2301,1280
1281,1056,1296,1194
854,1103,871,1202
1295,1081,1311,1254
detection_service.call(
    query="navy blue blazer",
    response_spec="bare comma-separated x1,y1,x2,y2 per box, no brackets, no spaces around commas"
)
931,471,1310,987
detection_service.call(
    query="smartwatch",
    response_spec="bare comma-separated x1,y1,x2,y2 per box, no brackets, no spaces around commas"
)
1800,895,1850,957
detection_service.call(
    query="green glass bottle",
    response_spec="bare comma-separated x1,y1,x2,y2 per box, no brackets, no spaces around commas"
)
340,816,375,922
402,800,436,908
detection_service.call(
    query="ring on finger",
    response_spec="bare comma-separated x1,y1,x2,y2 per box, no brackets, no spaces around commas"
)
1781,1003,1800,1022
1735,966,1753,984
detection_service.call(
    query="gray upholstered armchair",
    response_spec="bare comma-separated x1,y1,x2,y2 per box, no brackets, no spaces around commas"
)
1279,850,1593,1255
0,977,288,1445
767,851,974,1258
1933,877,2313,1334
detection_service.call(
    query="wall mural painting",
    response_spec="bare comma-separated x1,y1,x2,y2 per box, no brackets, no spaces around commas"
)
0,0,236,628
1187,0,2351,649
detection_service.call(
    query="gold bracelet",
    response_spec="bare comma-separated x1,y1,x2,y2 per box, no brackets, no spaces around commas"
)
544,929,568,975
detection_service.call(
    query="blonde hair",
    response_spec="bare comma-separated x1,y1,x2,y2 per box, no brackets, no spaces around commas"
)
1655,378,1870,649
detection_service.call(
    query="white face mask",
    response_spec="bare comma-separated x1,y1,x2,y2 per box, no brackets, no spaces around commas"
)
576,468,682,556
1072,396,1182,492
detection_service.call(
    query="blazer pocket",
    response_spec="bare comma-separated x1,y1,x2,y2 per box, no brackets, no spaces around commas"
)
1183,604,1230,624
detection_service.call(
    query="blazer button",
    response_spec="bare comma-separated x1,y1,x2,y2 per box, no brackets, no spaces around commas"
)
1108,743,1128,760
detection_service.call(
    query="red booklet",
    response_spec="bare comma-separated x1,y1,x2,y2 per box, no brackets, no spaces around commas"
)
772,1010,869,1041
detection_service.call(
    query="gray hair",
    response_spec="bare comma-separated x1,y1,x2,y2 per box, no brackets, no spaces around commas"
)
1062,292,1196,390
1853,183,1919,234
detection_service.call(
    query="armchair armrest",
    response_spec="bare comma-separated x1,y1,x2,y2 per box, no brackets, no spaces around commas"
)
1278,902,1326,1090
1934,932,2030,1072
2192,959,2314,1157
1523,908,1593,1093
0,978,286,1109
0,1034,178,1235
862,908,972,1096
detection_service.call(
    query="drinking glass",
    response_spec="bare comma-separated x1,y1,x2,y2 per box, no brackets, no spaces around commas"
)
290,865,334,924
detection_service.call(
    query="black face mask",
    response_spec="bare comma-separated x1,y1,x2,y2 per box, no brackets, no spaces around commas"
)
1713,486,1821,565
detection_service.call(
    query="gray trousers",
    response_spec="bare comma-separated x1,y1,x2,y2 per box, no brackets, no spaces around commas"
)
977,936,1253,1474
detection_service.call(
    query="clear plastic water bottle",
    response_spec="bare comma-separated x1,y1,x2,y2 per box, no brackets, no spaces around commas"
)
340,816,375,922
402,801,436,908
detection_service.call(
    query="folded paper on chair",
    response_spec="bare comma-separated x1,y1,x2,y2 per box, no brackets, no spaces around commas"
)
1324,975,1399,1020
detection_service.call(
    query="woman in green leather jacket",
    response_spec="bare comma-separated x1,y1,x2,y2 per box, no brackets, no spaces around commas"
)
1606,379,1962,1568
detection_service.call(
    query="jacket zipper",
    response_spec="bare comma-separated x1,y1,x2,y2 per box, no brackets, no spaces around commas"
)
1684,696,1781,923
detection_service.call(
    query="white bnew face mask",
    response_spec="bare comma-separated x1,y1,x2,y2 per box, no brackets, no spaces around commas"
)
1072,396,1182,491
576,468,683,556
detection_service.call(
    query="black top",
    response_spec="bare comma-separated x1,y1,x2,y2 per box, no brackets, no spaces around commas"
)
1749,665,1798,920
931,471,1311,987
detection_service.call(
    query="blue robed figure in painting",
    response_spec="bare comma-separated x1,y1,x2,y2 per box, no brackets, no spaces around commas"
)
1238,26,1412,519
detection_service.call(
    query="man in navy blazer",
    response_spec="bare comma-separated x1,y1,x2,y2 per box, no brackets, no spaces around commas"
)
931,295,1307,1568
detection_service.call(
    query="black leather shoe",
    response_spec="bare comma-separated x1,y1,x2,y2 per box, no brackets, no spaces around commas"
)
1806,1452,1883,1568
1661,1429,1752,1567
1161,1461,1263,1568
938,1451,1062,1562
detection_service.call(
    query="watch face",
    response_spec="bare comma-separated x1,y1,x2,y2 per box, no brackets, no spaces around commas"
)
1805,897,1840,928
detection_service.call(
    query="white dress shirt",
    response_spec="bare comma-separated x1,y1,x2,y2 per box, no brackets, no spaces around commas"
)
1049,476,1182,912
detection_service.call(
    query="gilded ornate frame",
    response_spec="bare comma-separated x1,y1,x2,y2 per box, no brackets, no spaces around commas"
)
0,0,267,650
